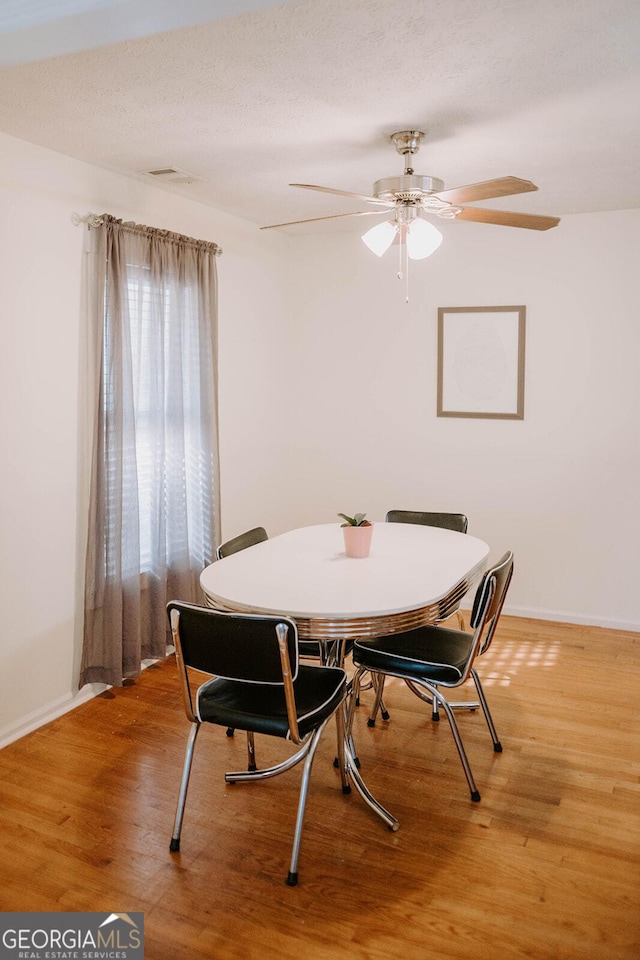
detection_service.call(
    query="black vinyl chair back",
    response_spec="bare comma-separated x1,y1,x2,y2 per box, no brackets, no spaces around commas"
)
216,526,268,559
469,550,514,659
168,601,298,686
385,510,468,534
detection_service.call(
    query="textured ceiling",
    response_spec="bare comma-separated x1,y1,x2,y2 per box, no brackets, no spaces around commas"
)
0,0,293,66
1,0,639,232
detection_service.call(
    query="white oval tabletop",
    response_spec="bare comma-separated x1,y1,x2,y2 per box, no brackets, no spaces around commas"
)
200,522,489,621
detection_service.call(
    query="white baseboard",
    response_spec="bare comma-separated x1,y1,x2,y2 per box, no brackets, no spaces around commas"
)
0,650,175,751
0,683,109,750
460,603,639,633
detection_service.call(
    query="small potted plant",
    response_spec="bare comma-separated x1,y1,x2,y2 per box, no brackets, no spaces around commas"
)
338,512,374,558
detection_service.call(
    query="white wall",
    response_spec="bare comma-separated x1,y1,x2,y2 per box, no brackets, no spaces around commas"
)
285,208,640,628
0,132,296,743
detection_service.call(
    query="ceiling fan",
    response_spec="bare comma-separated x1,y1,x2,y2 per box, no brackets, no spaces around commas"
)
260,130,561,253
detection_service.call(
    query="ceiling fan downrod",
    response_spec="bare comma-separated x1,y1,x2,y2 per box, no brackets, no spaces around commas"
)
390,129,424,175
374,131,445,200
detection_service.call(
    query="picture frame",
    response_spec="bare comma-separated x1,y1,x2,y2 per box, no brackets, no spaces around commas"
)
437,305,526,420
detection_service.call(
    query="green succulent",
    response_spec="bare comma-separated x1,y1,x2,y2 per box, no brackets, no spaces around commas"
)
337,512,370,527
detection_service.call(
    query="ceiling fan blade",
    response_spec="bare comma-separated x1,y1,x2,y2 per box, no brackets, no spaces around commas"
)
290,183,394,207
434,176,538,205
260,209,389,230
454,206,560,230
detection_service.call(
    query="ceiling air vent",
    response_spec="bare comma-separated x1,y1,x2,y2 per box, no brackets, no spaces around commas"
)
145,167,205,184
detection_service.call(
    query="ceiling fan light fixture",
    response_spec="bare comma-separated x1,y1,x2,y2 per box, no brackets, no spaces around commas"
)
406,218,443,260
361,219,397,256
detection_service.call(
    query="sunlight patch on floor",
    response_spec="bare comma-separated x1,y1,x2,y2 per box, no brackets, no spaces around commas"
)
481,639,561,686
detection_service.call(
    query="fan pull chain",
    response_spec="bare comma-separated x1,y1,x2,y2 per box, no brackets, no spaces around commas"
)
405,241,410,303
397,235,410,302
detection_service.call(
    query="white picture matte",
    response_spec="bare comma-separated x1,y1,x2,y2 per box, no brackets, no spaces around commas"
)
437,305,526,419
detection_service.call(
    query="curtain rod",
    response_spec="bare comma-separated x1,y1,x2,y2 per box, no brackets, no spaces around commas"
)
71,212,223,256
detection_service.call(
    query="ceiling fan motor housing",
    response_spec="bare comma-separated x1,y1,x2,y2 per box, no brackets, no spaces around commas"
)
373,174,445,202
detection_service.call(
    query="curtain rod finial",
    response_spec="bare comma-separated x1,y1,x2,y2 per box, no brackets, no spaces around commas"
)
72,212,105,227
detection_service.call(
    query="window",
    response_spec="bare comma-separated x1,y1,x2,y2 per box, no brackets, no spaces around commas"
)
81,217,221,688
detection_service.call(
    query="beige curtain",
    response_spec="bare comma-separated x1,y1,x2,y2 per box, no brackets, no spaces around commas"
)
80,216,220,688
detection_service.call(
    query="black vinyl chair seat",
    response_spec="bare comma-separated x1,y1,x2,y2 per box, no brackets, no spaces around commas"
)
354,626,473,685
198,666,347,740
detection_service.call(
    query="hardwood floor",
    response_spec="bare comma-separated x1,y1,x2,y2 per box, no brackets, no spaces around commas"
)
1,616,638,959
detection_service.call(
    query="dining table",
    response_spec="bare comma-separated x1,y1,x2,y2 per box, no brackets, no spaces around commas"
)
199,520,490,829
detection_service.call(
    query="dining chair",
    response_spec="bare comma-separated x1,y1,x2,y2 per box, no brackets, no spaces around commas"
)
386,510,469,627
216,525,269,559
167,601,348,886
386,509,469,535
348,551,514,803
214,526,271,750
363,510,470,725
213,524,349,791
216,524,339,664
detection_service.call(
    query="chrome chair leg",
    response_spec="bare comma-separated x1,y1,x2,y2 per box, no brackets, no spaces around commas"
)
335,678,360,769
343,670,400,829
404,679,480,720
366,673,384,727
225,720,333,885
246,731,257,771
343,737,399,831
224,728,268,762
334,704,351,794
346,669,364,739
471,667,502,752
226,741,311,782
170,722,200,851
403,678,440,720
344,680,399,829
425,682,481,802
225,721,337,886
366,673,390,726
286,721,329,886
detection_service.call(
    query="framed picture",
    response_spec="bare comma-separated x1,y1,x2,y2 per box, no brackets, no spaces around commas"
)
437,305,526,420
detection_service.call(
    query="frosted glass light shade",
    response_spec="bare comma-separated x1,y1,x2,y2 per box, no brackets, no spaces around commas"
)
406,218,443,260
361,220,397,257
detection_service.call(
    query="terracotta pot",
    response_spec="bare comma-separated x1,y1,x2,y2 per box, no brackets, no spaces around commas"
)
342,522,374,558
